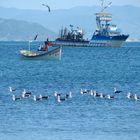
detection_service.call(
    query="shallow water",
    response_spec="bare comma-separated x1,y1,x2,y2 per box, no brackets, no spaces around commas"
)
0,41,140,140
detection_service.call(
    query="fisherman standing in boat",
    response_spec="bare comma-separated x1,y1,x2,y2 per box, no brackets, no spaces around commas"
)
44,38,49,52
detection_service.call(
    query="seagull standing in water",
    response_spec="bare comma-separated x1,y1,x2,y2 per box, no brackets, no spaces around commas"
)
114,87,122,94
12,95,21,101
57,95,67,103
22,89,32,98
9,87,16,93
127,92,133,99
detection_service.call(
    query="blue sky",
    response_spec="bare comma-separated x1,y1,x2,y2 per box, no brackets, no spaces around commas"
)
0,0,140,10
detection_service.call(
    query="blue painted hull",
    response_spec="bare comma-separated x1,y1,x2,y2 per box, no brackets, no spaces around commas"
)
91,34,129,41
90,34,129,47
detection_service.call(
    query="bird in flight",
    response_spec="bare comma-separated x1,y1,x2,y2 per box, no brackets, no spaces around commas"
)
42,3,51,12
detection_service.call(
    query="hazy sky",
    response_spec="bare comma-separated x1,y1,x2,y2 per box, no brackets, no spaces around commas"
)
0,0,140,10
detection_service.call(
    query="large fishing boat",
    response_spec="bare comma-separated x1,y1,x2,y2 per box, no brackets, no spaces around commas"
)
52,25,89,47
52,0,129,47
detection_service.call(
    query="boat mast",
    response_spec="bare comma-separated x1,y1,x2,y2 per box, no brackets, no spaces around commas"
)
28,40,33,52
28,41,31,51
95,0,112,34
101,0,104,12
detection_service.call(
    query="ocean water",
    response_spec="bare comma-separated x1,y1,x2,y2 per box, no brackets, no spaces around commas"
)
0,41,140,140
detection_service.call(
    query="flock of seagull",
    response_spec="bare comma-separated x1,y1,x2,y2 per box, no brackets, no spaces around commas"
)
80,88,140,101
8,86,140,103
9,87,72,103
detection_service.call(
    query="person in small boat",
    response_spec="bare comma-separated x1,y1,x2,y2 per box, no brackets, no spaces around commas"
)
38,45,44,51
38,44,48,51
38,38,52,51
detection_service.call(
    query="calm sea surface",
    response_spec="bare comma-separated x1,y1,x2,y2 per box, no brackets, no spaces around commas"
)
0,41,140,140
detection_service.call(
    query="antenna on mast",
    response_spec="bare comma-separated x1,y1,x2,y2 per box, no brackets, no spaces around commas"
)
100,0,112,12
101,0,104,12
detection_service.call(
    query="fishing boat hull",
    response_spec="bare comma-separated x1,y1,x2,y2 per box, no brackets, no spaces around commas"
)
20,47,62,60
89,34,129,47
51,35,129,47
51,40,90,47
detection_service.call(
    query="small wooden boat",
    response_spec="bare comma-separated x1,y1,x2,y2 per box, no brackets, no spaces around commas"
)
20,47,61,58
20,39,62,60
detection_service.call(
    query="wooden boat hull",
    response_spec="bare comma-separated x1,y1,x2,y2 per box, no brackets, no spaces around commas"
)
20,47,62,60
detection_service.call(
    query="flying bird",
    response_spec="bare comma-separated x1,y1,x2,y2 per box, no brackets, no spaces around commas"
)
42,3,51,12
33,34,38,40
